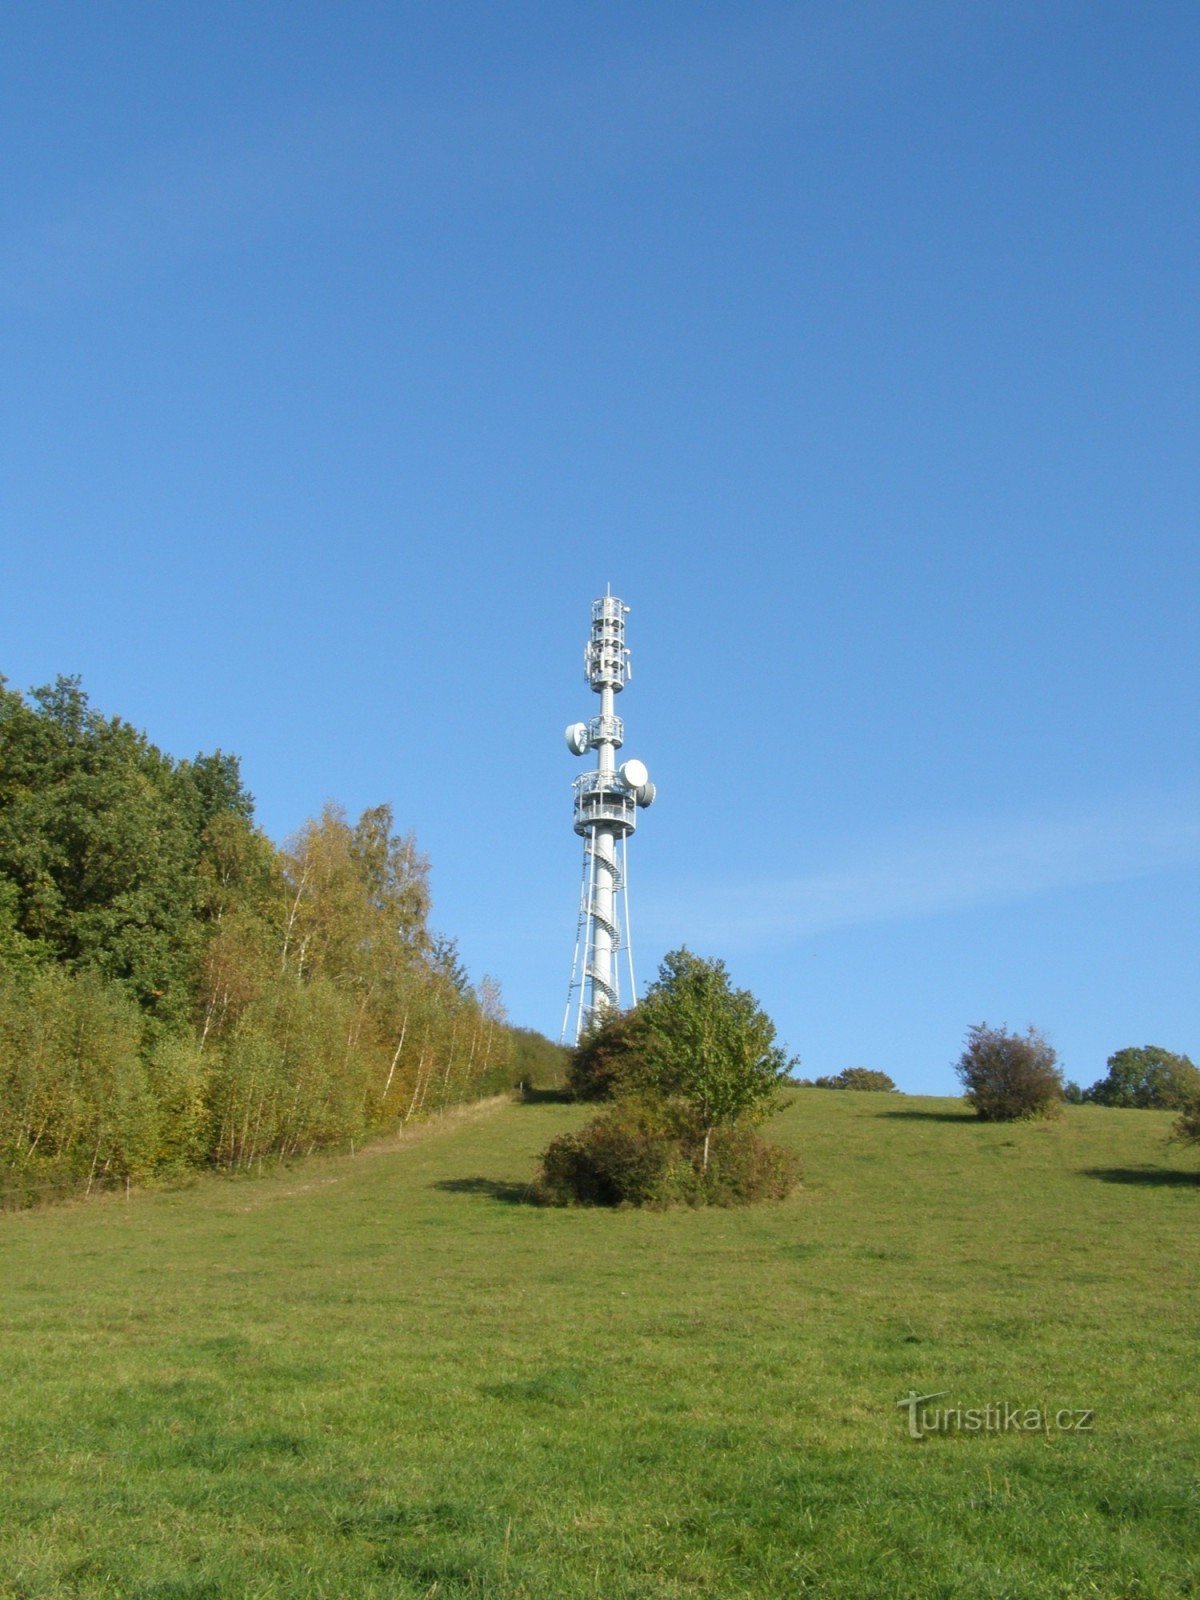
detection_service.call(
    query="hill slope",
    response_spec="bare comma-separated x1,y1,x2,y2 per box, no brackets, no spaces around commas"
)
1,1091,1197,1598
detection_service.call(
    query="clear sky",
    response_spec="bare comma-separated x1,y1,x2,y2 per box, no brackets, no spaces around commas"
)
3,2,1197,1093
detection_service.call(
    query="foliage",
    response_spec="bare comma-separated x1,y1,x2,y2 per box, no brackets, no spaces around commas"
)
509,1026,571,1090
808,1067,898,1091
1085,1046,1200,1110
0,966,155,1205
534,1103,681,1207
694,1122,805,1203
635,948,795,1157
533,1100,801,1208
1172,1098,1200,1146
545,949,797,1201
567,1006,648,1101
954,1022,1065,1122
0,673,540,1206
0,674,256,1029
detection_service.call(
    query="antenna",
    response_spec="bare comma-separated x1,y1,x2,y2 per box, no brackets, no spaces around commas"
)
560,593,656,1044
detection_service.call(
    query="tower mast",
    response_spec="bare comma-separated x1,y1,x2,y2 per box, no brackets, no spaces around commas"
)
562,592,656,1044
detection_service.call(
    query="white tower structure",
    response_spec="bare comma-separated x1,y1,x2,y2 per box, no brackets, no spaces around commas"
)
561,591,656,1044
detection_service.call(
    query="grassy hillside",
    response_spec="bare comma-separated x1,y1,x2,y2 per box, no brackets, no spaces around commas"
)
1,1090,1197,1598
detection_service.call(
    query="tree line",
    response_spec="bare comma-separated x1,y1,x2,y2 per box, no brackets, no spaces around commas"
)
0,675,563,1206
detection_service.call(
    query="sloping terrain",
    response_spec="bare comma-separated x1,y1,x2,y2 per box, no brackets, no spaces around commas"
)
1,1090,1196,1598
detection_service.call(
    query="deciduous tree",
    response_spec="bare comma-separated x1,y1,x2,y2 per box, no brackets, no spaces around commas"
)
954,1023,1064,1122
636,948,795,1168
1086,1046,1200,1110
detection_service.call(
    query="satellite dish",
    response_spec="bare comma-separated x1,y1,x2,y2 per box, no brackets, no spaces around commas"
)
619,758,648,790
564,722,590,756
635,781,656,808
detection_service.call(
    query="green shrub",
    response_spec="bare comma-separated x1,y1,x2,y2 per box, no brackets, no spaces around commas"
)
0,966,159,1203
533,1102,801,1209
812,1068,897,1091
954,1022,1064,1122
691,1123,803,1206
534,1105,676,1206
634,949,794,1141
548,952,801,1207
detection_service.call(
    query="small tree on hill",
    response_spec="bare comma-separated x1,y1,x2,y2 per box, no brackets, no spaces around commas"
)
636,948,795,1169
1086,1046,1200,1110
954,1023,1064,1122
535,950,801,1206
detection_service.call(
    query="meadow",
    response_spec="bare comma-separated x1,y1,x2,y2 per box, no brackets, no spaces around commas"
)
0,1089,1197,1598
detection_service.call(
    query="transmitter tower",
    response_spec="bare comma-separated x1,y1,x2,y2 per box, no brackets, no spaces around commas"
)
561,592,656,1044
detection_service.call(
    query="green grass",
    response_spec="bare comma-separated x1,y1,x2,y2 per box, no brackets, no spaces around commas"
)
1,1090,1198,1598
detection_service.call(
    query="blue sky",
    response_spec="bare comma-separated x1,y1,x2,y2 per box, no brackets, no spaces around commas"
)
3,2,1197,1092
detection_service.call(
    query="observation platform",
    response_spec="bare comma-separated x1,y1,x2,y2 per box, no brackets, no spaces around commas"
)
572,771,638,837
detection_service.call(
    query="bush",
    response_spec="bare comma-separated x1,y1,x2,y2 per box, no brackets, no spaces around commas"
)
954,1023,1064,1122
541,950,800,1208
811,1068,897,1092
567,1008,647,1102
143,1034,210,1173
532,1102,801,1208
534,1104,677,1206
1173,1099,1200,1147
694,1124,803,1206
0,966,169,1205
1086,1046,1200,1110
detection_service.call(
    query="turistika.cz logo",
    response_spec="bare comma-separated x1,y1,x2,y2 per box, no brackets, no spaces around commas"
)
897,1391,1094,1440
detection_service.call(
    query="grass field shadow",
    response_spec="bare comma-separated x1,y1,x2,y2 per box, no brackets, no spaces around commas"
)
1081,1166,1200,1188
881,1109,974,1123
518,1086,575,1104
433,1176,535,1204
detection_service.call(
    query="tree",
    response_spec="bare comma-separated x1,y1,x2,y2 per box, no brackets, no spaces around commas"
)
429,934,472,999
510,1027,571,1092
1086,1047,1200,1110
0,672,534,1202
567,1007,647,1101
954,1023,1064,1122
534,952,801,1207
0,674,261,1028
811,1068,897,1092
636,948,795,1168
